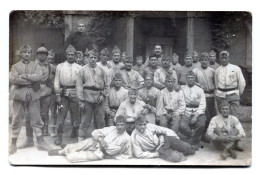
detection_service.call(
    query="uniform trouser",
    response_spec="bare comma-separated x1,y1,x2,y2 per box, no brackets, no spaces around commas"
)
179,114,206,145
56,95,80,136
160,114,181,133
216,94,240,117
40,95,52,127
11,99,43,138
204,97,217,132
212,127,240,150
49,94,57,131
78,101,105,138
158,136,194,162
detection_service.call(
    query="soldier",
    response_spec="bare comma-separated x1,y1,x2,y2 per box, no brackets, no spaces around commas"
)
193,52,217,142
179,71,206,150
54,45,82,145
131,115,195,162
171,53,182,71
97,48,114,86
47,50,58,137
104,73,128,126
65,19,95,53
208,50,220,70
48,116,132,162
178,52,195,85
10,45,51,154
138,74,161,124
154,56,178,90
207,101,246,160
76,49,109,141
35,46,54,136
157,74,186,133
133,55,145,76
144,44,164,67
75,51,84,66
142,54,159,78
215,51,246,117
107,45,124,73
115,87,147,134
83,48,89,65
192,51,201,69
120,56,144,89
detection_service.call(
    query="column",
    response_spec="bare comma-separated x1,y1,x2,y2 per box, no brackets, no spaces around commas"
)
64,15,73,40
126,17,134,57
186,12,195,52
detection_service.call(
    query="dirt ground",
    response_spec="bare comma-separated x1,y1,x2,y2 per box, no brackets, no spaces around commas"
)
8,106,252,166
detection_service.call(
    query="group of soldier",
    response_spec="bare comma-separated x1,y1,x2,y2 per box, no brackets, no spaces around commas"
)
9,19,247,163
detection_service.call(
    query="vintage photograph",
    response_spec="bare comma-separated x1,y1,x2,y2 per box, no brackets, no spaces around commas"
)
8,11,252,166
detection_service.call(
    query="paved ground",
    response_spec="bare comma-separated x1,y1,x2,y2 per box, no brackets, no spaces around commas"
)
9,106,252,166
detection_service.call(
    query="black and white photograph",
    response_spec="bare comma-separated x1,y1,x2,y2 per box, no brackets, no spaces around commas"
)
8,10,252,166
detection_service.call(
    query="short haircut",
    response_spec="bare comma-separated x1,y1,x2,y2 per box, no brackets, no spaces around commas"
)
154,44,162,48
135,115,147,125
219,51,230,57
136,55,143,60
220,100,231,108
115,115,126,124
200,52,209,60
149,54,158,60
186,71,196,77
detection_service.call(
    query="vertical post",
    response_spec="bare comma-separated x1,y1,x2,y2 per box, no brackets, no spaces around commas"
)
186,12,195,51
126,16,134,57
64,15,73,40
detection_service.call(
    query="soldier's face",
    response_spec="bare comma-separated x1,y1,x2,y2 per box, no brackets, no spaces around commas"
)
136,58,143,65
77,24,85,33
220,54,229,66
172,56,179,65
37,52,48,62
83,56,88,65
21,50,32,61
162,58,170,68
186,75,196,86
116,122,126,133
66,52,76,63
129,93,137,104
136,122,147,133
192,55,199,63
154,46,162,56
149,57,158,67
209,55,216,63
76,55,83,64
100,54,108,62
220,106,230,118
114,79,122,88
124,60,133,70
48,56,55,64
184,57,193,66
165,79,175,91
200,57,209,69
88,54,97,65
145,77,153,87
113,53,121,63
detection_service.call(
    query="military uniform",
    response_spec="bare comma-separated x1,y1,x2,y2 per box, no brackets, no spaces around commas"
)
154,67,178,90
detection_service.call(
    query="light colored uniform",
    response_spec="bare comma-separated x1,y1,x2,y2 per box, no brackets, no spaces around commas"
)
120,69,144,89
209,62,220,70
154,67,178,90
97,61,114,85
107,60,124,73
178,65,195,85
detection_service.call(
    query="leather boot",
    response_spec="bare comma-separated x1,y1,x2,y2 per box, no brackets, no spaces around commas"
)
54,135,62,145
9,138,17,155
18,137,34,149
229,148,237,159
50,127,57,138
37,136,52,151
233,141,244,152
221,148,229,160
43,124,50,136
70,127,78,138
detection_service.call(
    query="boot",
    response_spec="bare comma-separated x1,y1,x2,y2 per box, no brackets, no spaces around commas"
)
233,141,244,152
54,135,62,145
221,148,229,160
70,127,78,138
18,137,34,149
37,136,52,151
48,149,63,156
229,148,237,159
9,138,17,155
201,134,211,143
50,127,57,138
43,124,50,136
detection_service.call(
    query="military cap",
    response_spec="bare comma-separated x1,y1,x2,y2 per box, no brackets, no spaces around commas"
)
200,52,209,59
185,51,193,58
48,50,55,57
36,46,48,54
165,73,176,81
186,71,196,77
135,115,147,125
145,73,154,80
114,72,123,80
209,50,216,56
66,45,76,54
77,19,85,26
136,55,143,60
220,100,230,108
172,53,179,60
100,48,109,55
192,50,199,57
112,45,121,54
124,56,133,62
115,115,126,124
88,49,98,56
219,51,230,57
20,44,32,53
76,51,83,57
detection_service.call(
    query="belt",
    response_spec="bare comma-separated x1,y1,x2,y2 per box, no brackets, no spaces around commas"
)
17,85,33,88
110,106,119,110
204,90,214,94
186,104,199,108
84,86,104,91
218,87,237,92
61,85,76,89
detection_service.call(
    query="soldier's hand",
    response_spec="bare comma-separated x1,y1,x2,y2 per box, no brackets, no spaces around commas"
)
56,95,61,106
79,102,85,111
97,95,104,104
98,137,107,148
19,74,28,80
